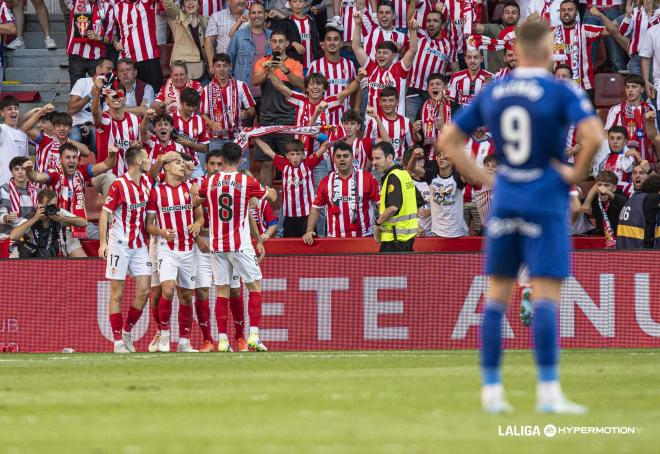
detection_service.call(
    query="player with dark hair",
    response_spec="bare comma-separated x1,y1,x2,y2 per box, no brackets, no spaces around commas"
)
439,20,605,413
98,145,155,353
197,143,277,351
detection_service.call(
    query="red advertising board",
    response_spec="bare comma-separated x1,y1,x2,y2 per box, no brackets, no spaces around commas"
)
1,252,659,352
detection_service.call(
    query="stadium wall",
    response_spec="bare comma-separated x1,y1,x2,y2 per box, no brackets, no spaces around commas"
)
1,250,659,352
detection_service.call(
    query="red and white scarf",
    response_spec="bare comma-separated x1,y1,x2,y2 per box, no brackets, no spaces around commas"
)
211,76,239,132
598,198,616,249
162,78,198,116
55,170,88,239
70,0,107,48
8,178,39,214
234,125,335,151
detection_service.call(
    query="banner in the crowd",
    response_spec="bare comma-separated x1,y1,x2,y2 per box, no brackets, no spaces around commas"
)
1,252,659,352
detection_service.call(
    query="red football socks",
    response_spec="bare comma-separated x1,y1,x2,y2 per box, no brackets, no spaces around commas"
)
248,292,262,329
158,297,173,330
151,305,161,329
229,296,245,339
215,297,229,334
109,312,123,341
194,299,212,342
123,306,143,332
178,303,192,339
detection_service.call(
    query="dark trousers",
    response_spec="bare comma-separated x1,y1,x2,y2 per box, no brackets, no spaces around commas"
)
68,54,96,89
283,216,308,238
379,237,415,253
136,58,164,93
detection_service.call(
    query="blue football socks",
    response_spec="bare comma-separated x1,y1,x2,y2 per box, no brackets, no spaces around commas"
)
533,300,559,383
480,300,507,385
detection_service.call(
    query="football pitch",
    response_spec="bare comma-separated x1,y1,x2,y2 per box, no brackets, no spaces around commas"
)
1,350,658,453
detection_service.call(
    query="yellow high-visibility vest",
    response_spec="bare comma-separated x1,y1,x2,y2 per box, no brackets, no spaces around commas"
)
379,167,418,242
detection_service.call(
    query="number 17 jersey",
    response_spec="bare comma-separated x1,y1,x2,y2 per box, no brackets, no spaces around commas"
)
453,67,595,215
199,172,267,252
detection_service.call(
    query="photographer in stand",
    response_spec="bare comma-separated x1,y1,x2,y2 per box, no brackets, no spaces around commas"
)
9,188,87,258
252,29,304,186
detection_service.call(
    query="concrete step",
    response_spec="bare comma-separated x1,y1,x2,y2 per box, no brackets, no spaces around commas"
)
1,83,71,103
25,14,67,34
23,31,68,49
4,47,67,58
5,54,69,68
19,102,69,116
5,67,69,84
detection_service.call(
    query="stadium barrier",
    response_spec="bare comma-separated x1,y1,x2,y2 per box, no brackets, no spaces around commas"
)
1,248,659,352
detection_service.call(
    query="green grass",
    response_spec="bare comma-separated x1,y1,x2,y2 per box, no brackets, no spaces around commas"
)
0,350,658,453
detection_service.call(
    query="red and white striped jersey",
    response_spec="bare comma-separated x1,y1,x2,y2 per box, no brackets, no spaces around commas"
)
308,56,356,125
363,27,408,60
495,66,511,80
172,112,210,161
251,196,277,235
199,171,267,252
0,1,15,24
66,0,115,60
144,134,187,164
200,78,255,139
154,79,203,117
448,69,492,106
199,0,223,17
580,0,622,7
364,114,414,161
103,173,154,248
619,7,660,55
35,135,64,172
329,127,374,170
415,0,443,25
364,60,410,115
551,24,604,90
443,0,476,54
290,15,315,69
273,153,321,217
605,101,656,162
340,3,375,43
312,169,380,237
287,92,341,152
113,0,159,63
463,134,495,202
420,98,451,160
95,111,141,177
391,0,408,29
147,181,196,251
599,151,635,188
409,34,455,91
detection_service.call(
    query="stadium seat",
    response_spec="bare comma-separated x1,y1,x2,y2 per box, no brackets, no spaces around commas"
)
159,44,174,79
84,187,104,223
0,91,41,102
594,73,625,108
594,40,608,72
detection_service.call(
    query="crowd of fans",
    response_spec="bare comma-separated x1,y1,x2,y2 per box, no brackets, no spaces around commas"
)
1,0,660,259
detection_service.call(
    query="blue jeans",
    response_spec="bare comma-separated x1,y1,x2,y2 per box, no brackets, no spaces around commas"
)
628,53,641,76
70,124,97,154
584,7,627,72
405,89,430,124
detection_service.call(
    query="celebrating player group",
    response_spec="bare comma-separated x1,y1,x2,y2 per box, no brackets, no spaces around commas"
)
99,142,275,354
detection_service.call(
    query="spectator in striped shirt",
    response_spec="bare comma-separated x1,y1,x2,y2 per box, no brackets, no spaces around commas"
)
473,153,497,225
582,0,628,73
279,0,323,70
447,48,493,110
0,157,38,238
21,108,92,173
364,86,415,162
473,0,519,73
619,0,660,76
253,137,331,237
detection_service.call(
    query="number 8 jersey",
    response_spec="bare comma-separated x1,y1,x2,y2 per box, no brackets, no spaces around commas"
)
453,68,595,215
198,171,267,252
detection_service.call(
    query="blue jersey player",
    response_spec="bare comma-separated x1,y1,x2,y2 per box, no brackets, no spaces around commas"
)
438,21,605,414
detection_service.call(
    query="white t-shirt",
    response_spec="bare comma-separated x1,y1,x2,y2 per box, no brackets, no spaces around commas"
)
639,24,660,93
526,0,563,27
430,171,469,238
70,77,95,126
413,178,431,236
0,124,29,186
